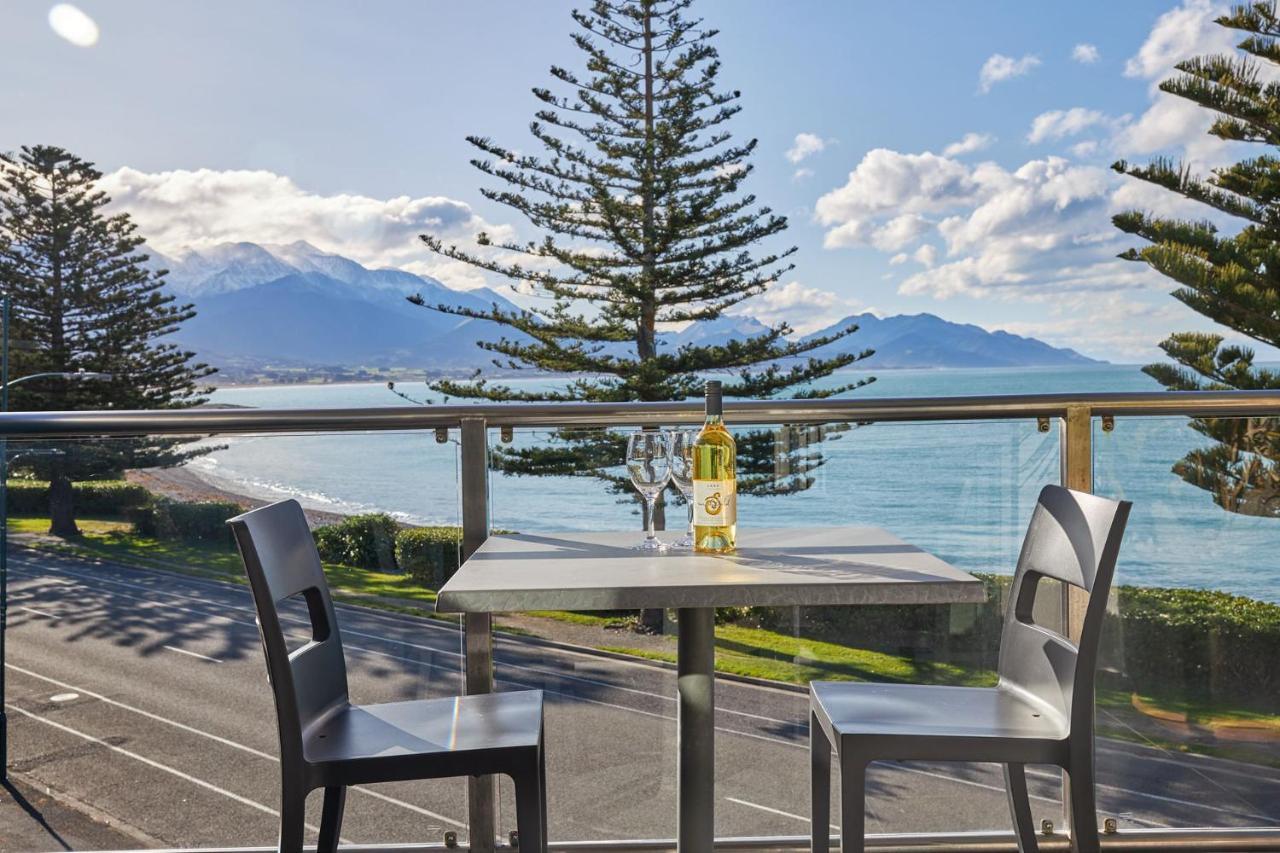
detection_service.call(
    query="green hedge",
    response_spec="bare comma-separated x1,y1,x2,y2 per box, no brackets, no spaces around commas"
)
1115,586,1280,709
313,513,399,571
129,498,244,544
395,526,463,587
6,479,151,516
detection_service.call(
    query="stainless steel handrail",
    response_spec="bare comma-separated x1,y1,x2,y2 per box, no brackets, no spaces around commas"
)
0,389,1277,437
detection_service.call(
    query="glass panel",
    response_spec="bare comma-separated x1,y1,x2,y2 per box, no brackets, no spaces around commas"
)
1094,415,1280,832
3,428,465,848
484,418,1059,840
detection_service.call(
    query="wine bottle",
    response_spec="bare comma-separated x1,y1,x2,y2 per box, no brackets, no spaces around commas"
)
692,379,736,552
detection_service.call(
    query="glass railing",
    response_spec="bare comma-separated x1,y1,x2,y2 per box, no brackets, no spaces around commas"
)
1093,415,1280,833
0,391,1276,851
2,429,468,849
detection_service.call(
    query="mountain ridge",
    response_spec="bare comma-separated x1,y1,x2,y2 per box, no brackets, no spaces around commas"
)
149,241,1101,375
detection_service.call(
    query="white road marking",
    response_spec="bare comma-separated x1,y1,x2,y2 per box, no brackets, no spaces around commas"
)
162,645,222,663
4,663,465,829
49,692,78,703
725,795,838,830
19,605,58,619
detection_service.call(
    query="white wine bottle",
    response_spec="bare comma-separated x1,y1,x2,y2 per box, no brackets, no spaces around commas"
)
692,380,736,552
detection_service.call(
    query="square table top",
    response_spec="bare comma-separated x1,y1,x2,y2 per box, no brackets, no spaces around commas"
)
435,526,986,614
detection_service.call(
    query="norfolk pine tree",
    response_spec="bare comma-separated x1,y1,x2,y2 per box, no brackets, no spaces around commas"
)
1113,1,1280,517
0,145,215,535
414,0,873,527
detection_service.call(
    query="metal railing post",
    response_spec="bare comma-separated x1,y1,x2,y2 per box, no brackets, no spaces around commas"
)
1058,404,1093,840
460,417,496,853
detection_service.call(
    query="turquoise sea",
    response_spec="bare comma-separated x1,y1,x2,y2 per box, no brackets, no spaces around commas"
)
199,364,1280,602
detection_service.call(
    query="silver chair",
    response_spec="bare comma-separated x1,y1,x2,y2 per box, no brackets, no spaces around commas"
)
810,485,1131,853
229,499,547,853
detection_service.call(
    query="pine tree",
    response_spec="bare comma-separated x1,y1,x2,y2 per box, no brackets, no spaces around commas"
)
0,145,215,535
414,0,872,524
1113,1,1280,518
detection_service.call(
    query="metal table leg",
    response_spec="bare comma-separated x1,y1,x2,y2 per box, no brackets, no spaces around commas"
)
677,606,715,853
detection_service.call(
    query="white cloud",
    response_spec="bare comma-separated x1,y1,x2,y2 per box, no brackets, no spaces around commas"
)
785,133,828,164
942,132,995,157
1027,108,1111,144
1124,0,1233,80
817,146,1156,302
101,167,515,289
995,294,1183,362
978,53,1041,93
792,167,814,181
913,244,938,268
1072,43,1101,64
732,281,865,335
1070,140,1100,158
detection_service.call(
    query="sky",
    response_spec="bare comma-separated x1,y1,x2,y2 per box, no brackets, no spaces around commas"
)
2,0,1275,364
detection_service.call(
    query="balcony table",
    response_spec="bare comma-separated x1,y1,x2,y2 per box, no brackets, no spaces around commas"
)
435,525,985,853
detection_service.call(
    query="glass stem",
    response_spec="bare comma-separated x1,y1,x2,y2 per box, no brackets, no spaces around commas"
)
686,497,694,539
646,494,657,541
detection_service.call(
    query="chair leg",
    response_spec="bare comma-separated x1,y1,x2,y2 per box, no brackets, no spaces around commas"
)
810,710,832,853
838,755,865,853
1003,763,1040,853
278,786,307,853
318,785,347,853
513,756,546,853
1066,761,1100,853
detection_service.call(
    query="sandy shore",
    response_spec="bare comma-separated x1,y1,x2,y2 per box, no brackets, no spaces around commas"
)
125,466,350,528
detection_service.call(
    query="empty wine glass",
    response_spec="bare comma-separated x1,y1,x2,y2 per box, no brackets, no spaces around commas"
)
667,428,697,549
627,430,672,551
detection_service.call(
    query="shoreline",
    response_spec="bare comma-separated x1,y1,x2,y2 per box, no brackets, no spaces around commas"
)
125,466,350,528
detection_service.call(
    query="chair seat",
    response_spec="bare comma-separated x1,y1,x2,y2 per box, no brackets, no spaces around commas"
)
812,681,1066,744
305,689,543,765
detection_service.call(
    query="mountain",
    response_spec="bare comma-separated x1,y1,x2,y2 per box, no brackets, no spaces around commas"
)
151,241,525,371
149,241,1101,375
800,313,1098,368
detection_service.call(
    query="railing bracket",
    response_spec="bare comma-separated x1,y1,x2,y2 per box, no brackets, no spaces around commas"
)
1104,817,1118,835
444,831,458,848
1101,414,1115,433
435,427,449,444
1037,416,1050,433
509,830,520,848
501,425,514,444
1040,819,1054,836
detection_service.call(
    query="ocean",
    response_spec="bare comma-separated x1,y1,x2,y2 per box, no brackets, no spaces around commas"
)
196,364,1280,602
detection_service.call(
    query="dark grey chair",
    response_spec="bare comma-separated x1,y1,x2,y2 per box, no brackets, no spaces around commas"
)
810,485,1131,853
229,499,547,853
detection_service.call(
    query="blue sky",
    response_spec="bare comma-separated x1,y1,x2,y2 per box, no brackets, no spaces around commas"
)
3,0,1272,363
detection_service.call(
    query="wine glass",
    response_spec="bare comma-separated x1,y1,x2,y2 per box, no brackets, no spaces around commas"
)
627,430,672,551
667,428,697,549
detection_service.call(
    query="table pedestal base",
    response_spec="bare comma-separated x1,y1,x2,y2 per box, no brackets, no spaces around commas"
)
677,606,715,853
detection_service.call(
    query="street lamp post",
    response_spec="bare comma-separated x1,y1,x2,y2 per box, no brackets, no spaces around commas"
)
0,293,113,781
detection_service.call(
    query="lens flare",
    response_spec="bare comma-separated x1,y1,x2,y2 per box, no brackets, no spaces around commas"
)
48,4,99,47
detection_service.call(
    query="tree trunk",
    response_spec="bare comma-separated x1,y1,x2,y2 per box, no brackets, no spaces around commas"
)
48,468,79,537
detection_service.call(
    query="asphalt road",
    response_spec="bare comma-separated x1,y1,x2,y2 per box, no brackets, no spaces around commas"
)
4,546,1279,849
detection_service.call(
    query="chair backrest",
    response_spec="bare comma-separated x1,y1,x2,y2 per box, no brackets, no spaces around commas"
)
997,485,1131,734
228,499,349,768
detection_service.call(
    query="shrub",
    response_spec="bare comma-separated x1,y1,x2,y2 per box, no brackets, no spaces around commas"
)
313,513,400,571
129,498,243,544
6,479,151,516
1114,586,1280,710
395,527,463,588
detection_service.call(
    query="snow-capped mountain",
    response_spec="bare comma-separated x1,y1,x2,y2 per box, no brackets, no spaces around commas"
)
146,241,1100,375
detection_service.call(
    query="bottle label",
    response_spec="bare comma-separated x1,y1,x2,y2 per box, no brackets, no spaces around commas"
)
693,479,736,526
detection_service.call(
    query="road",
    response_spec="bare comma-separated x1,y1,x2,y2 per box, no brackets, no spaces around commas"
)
4,546,1279,848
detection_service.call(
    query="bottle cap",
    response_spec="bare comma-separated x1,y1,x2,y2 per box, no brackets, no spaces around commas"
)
705,380,723,417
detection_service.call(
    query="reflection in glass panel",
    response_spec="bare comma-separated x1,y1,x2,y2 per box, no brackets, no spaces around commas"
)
3,430,466,847
1094,415,1279,831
